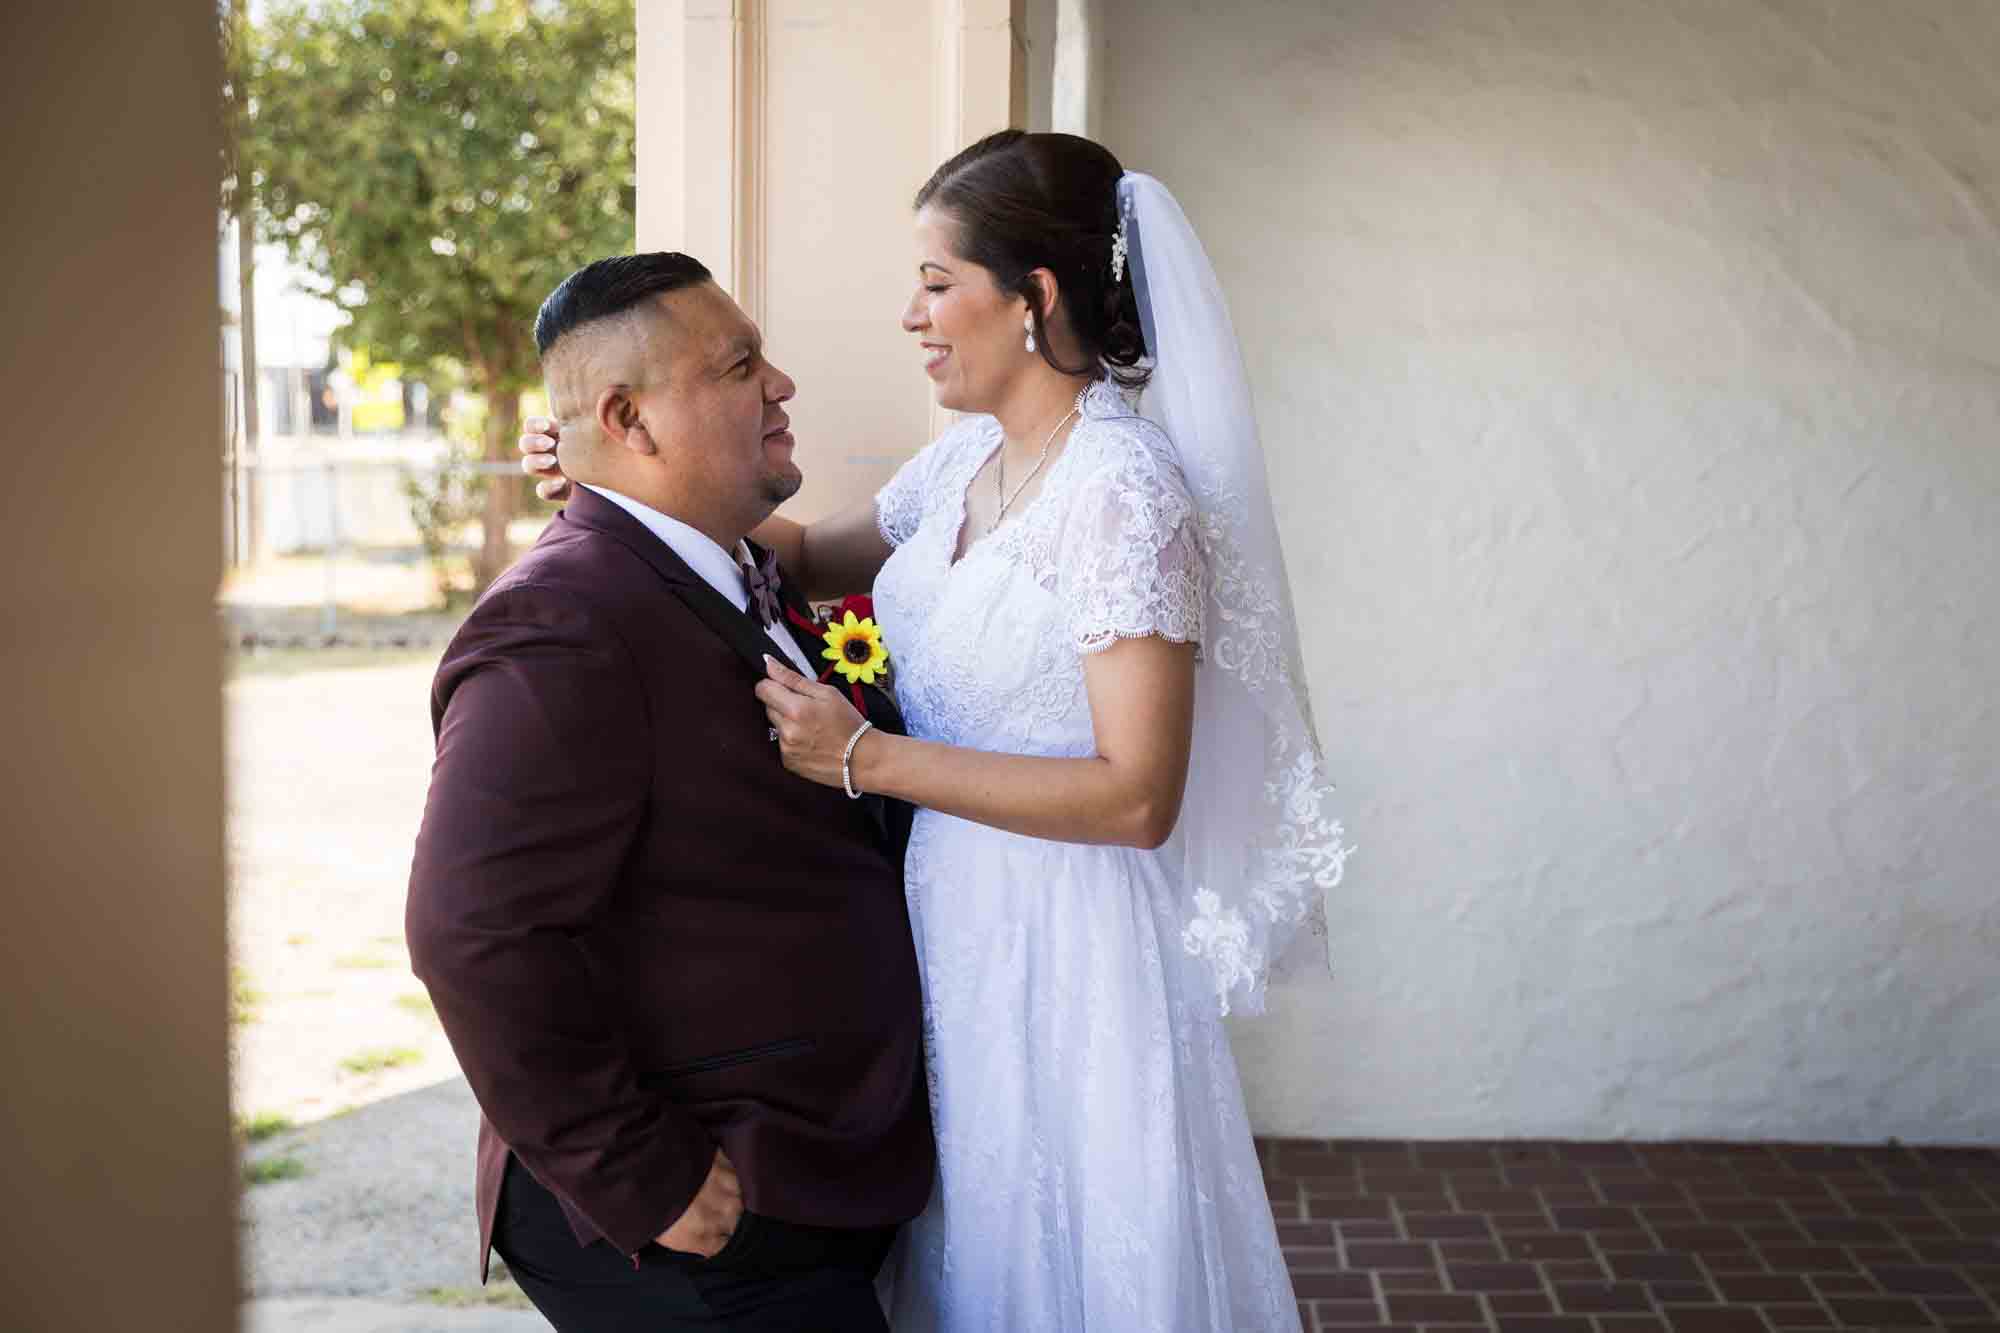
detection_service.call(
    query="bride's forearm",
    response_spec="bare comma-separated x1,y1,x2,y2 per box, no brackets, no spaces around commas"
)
848,636,1196,849
849,731,1179,850
756,497,898,602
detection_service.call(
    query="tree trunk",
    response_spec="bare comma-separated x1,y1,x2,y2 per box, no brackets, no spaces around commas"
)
474,383,520,592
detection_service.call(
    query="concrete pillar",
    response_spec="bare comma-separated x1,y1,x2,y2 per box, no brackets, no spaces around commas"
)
634,1,691,261
1051,0,1101,138
0,3,235,1330
937,0,1030,166
636,0,1027,521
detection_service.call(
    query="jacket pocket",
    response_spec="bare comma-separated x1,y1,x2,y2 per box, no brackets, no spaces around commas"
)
642,1036,817,1084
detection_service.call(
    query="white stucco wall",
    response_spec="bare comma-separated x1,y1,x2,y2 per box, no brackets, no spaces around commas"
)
1103,0,2000,1143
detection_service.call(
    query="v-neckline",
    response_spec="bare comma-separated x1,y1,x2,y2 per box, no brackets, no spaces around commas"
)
945,417,1086,570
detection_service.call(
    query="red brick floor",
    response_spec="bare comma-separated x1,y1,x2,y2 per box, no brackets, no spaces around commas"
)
1260,1139,2000,1332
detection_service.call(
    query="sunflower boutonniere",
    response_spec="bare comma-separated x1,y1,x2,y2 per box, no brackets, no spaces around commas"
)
820,594,890,687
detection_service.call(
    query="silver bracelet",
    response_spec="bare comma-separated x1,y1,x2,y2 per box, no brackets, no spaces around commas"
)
840,719,875,800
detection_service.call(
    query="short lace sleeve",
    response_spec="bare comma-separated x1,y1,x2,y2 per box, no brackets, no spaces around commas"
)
1053,426,1206,655
875,419,978,548
874,446,932,548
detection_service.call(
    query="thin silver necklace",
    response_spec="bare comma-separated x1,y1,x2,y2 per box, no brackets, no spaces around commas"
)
992,386,1088,533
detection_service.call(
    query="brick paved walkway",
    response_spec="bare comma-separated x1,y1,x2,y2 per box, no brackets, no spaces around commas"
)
1263,1139,2000,1332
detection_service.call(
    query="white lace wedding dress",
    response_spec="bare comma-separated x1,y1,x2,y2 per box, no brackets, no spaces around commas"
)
872,378,1301,1332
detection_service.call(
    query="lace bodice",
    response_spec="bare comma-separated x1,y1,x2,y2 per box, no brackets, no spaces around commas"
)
874,379,1205,758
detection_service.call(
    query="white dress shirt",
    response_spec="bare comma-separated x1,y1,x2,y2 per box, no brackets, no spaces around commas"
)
580,483,819,678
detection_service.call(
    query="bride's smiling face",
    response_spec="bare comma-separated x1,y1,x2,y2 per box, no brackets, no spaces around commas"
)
902,205,1028,414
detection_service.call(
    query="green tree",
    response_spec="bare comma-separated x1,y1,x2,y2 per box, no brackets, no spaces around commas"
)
244,0,635,588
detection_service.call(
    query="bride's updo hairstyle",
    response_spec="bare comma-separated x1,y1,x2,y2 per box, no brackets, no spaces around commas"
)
914,130,1151,390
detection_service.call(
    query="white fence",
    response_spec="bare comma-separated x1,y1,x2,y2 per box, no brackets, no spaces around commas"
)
221,437,529,639
230,441,432,556
223,436,529,554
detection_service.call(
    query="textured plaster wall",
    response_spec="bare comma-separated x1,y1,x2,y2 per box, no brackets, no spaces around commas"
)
1103,0,2000,1142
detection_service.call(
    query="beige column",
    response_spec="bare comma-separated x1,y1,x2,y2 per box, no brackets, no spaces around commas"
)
634,1,689,254
935,0,1030,166
677,1,767,317
0,4,235,1331
1050,0,1102,138
637,0,1027,524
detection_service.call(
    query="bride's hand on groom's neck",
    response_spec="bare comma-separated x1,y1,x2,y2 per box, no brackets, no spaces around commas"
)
520,415,571,503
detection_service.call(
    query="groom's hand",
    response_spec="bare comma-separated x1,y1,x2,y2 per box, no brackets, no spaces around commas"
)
654,1148,743,1258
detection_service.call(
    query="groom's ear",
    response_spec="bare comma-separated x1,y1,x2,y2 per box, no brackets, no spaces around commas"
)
597,385,656,457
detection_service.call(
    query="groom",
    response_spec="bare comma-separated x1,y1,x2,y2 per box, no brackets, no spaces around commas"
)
407,252,932,1331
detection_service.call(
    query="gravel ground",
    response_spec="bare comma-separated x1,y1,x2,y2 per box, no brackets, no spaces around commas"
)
244,1300,542,1333
230,653,547,1325
240,1078,535,1309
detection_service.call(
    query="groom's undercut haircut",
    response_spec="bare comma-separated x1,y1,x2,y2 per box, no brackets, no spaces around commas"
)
533,251,713,361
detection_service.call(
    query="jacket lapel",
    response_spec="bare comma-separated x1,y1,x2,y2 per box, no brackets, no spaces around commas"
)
560,492,912,859
672,579,778,679
559,488,772,678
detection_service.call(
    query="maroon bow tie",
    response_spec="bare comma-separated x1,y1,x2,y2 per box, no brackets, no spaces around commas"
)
742,547,783,627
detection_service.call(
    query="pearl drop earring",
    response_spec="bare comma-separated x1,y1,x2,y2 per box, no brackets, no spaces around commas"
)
1024,310,1036,354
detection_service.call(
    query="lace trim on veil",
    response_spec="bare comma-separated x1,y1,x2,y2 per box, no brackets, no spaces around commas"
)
1112,178,1357,1016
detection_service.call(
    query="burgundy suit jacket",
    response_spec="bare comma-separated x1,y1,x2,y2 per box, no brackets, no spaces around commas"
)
406,485,933,1277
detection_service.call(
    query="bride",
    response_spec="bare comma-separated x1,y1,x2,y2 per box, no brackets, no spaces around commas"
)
524,130,1352,1331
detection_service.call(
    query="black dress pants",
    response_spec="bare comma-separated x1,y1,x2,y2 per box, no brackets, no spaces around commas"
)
491,1155,897,1332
